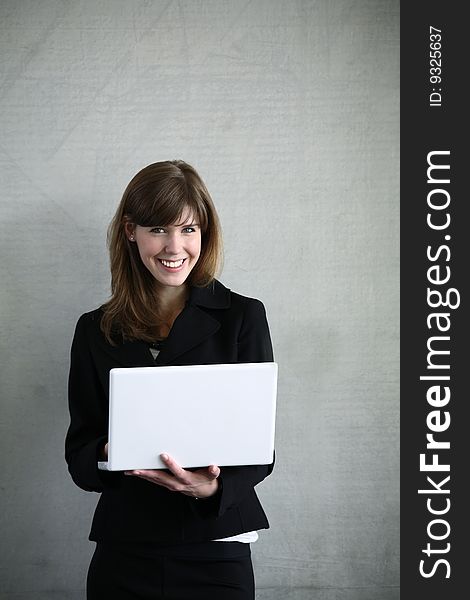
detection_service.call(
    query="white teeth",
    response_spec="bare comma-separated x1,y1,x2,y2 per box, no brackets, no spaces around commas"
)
160,259,184,268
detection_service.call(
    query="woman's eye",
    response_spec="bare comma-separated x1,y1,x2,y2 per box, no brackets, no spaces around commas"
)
182,226,197,233
150,227,165,234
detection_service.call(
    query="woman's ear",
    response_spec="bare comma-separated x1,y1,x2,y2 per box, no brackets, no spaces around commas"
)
124,220,136,241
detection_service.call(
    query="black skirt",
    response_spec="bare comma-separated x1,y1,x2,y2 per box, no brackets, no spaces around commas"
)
87,540,255,600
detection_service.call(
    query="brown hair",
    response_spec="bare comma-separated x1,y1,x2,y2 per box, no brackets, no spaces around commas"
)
100,160,223,343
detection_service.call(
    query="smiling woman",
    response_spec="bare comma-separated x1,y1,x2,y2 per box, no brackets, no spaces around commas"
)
64,160,275,600
128,218,202,288
100,160,223,344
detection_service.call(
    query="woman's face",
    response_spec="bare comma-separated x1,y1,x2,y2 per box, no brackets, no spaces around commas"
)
129,211,202,289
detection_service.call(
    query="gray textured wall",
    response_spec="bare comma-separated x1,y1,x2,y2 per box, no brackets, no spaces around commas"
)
0,1,399,598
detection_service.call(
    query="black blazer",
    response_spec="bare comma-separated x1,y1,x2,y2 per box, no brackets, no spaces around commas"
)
65,280,275,544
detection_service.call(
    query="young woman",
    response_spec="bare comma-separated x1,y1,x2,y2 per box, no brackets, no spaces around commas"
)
65,160,274,599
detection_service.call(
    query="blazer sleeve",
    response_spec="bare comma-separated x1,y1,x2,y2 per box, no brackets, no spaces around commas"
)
207,298,275,518
65,314,118,493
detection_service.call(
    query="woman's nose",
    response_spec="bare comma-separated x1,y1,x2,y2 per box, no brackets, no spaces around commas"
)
164,232,182,254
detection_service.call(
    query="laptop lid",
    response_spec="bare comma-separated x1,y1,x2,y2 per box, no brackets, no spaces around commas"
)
99,362,277,471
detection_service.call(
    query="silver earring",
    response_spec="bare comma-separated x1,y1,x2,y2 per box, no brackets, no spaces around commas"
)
129,235,135,241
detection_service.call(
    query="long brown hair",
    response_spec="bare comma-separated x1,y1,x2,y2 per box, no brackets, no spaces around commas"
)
100,160,223,344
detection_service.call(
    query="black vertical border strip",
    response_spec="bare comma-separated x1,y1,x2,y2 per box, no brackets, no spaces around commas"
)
401,3,467,600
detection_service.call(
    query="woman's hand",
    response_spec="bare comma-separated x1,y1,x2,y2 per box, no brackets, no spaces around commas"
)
124,454,220,499
99,442,108,460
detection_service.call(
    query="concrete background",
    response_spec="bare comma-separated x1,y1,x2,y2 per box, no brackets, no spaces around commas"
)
0,1,399,598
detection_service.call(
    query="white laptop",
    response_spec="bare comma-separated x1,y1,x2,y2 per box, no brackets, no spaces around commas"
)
98,362,277,471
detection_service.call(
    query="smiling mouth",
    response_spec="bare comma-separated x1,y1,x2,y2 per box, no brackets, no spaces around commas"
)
158,258,186,269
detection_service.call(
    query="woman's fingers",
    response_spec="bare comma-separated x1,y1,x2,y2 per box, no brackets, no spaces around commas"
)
123,455,220,497
142,473,181,491
125,469,185,491
161,454,220,482
208,465,220,479
160,453,191,483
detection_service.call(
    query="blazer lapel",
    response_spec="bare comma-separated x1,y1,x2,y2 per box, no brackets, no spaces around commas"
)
95,280,231,367
156,280,231,365
155,305,220,365
98,336,157,368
